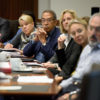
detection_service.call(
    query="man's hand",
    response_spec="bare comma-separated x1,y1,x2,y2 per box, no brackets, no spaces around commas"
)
35,27,47,44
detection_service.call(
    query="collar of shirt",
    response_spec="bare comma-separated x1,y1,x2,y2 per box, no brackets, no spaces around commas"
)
64,33,71,47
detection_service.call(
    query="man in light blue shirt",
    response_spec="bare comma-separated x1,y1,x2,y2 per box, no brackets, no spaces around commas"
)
57,13,100,99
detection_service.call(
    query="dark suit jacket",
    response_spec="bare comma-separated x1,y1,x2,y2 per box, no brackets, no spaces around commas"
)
49,39,82,79
0,17,10,43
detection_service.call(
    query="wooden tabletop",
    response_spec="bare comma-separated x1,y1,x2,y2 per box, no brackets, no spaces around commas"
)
0,53,59,99
0,70,59,96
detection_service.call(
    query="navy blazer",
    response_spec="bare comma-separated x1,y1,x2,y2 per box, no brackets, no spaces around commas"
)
23,27,61,62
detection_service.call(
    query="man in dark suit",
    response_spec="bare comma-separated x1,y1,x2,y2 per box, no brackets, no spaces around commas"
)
0,17,10,47
23,10,61,62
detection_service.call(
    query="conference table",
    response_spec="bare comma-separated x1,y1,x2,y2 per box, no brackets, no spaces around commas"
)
0,51,60,100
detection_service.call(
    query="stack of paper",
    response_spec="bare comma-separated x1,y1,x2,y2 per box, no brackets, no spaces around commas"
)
17,76,53,83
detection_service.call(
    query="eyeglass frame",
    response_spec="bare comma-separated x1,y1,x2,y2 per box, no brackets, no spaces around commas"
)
88,25,100,33
41,18,55,23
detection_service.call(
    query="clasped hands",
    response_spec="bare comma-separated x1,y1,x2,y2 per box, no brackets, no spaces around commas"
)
33,27,48,45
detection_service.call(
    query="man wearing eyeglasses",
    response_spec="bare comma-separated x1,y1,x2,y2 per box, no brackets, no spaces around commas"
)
23,10,61,62
55,13,100,100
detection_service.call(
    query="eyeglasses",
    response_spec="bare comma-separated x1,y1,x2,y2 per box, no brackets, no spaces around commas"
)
88,25,100,33
41,18,55,23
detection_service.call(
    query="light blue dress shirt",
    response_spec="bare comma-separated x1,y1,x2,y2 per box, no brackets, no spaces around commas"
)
60,44,100,89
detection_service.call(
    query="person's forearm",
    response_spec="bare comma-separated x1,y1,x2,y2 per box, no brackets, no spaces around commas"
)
60,77,73,89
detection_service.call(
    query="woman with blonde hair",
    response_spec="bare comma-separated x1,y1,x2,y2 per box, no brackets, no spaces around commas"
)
4,14,36,53
59,9,77,34
56,18,89,100
58,9,77,50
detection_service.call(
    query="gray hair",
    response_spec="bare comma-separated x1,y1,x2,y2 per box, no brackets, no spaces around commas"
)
89,13,100,24
42,10,57,20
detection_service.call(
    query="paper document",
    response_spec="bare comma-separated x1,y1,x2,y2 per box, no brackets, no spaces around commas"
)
24,62,43,67
17,76,53,83
32,68,47,73
0,86,22,90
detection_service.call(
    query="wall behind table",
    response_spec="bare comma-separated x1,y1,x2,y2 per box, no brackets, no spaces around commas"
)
0,0,38,20
38,0,100,19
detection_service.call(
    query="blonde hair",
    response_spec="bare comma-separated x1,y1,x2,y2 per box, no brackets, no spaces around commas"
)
81,16,90,24
19,14,33,25
59,9,77,33
68,18,88,33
